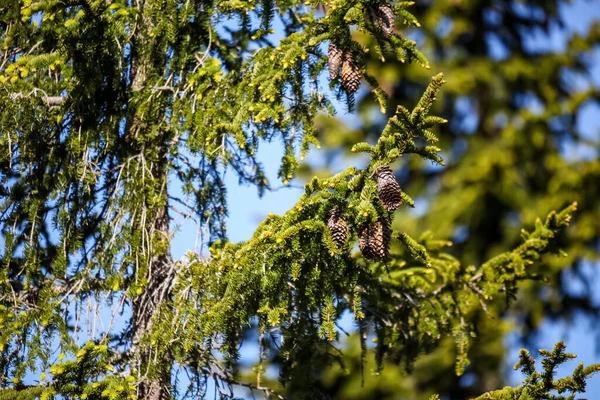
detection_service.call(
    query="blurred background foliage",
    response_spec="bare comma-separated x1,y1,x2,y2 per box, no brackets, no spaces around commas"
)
290,0,600,398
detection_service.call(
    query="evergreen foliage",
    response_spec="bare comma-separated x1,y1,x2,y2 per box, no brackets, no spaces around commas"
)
474,342,600,400
0,0,597,399
310,0,600,398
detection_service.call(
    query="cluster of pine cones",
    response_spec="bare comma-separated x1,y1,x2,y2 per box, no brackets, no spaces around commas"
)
328,43,361,93
327,165,402,260
328,3,396,93
326,3,400,259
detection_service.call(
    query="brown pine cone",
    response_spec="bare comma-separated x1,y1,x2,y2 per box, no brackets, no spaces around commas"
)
341,52,361,93
375,4,395,38
359,218,391,260
328,41,343,80
328,206,348,249
374,165,402,212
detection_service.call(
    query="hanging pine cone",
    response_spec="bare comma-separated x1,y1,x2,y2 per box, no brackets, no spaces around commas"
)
328,41,343,80
374,165,402,211
374,4,395,38
341,52,361,93
327,206,348,249
359,219,391,260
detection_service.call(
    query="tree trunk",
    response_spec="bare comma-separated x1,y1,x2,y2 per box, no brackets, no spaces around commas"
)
127,1,175,397
131,203,176,399
128,124,175,398
128,104,175,400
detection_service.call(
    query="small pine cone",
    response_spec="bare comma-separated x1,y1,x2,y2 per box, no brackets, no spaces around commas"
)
375,4,395,38
341,52,361,93
359,219,391,260
328,207,348,249
328,42,343,80
374,165,402,211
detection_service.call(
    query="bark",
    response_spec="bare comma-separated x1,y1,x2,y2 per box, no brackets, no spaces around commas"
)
129,119,175,399
131,202,177,400
127,1,176,397
128,94,175,400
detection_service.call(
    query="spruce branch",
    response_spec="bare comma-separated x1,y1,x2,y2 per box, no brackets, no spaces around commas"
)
472,341,600,400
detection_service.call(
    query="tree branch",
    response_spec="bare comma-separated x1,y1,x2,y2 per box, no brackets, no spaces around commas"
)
8,89,65,106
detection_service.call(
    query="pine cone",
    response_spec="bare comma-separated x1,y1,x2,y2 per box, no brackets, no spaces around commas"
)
359,219,391,260
374,165,402,211
328,207,348,249
375,4,395,38
341,52,361,93
328,41,343,80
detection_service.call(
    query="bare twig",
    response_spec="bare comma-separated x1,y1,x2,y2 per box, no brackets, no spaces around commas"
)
7,88,65,106
202,367,285,400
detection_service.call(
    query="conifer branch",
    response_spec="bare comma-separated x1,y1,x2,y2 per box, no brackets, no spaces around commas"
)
472,341,600,400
